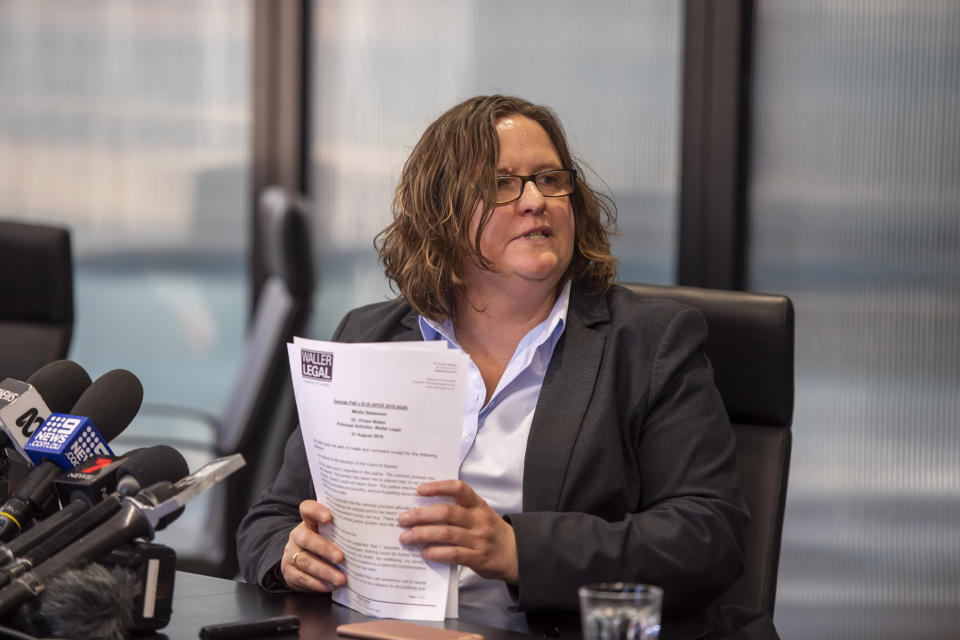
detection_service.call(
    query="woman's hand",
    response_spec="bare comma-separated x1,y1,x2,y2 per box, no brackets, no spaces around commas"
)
397,480,519,584
281,499,347,592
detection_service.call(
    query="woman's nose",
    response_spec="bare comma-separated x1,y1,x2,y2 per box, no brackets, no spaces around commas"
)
516,179,546,212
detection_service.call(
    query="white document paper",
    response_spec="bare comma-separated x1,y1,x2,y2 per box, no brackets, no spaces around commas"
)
287,338,468,621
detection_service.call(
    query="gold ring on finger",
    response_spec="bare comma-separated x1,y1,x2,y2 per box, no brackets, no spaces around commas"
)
290,551,301,569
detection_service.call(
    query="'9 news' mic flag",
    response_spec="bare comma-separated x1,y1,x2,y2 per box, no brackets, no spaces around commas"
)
23,414,113,469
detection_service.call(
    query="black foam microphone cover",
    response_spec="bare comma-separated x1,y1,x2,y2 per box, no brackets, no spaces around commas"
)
69,370,144,441
25,360,93,414
114,445,189,490
53,445,190,508
11,562,139,640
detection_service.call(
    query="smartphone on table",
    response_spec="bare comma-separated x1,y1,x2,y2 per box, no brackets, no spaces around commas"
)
337,620,484,640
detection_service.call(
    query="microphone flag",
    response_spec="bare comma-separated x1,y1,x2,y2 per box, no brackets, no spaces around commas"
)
0,378,51,463
24,414,114,469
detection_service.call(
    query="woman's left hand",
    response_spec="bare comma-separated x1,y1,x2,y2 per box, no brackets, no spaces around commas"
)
397,479,519,584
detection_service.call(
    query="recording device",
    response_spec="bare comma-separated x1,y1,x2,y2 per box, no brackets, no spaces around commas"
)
54,444,189,506
0,499,87,568
0,360,92,462
0,453,244,616
7,561,140,640
52,455,125,504
7,542,177,639
0,369,143,541
0,361,92,500
23,367,144,469
0,363,210,637
0,446,189,587
0,461,61,541
99,541,177,632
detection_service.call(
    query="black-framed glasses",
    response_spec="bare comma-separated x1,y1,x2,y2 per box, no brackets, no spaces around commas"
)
494,169,577,205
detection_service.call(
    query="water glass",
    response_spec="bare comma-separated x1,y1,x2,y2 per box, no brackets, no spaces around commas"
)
578,583,663,640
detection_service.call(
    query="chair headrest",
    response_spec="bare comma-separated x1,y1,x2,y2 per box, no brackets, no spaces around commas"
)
0,220,73,324
621,282,794,427
258,187,314,300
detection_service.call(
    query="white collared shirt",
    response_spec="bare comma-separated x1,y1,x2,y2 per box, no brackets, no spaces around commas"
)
418,281,571,631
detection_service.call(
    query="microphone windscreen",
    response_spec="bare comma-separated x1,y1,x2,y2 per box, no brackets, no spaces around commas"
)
14,562,139,640
115,445,189,488
69,370,144,441
25,360,93,414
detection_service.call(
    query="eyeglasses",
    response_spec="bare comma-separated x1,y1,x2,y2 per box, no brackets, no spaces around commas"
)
494,169,577,205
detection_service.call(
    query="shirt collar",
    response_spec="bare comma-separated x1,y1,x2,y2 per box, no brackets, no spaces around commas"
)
419,280,572,347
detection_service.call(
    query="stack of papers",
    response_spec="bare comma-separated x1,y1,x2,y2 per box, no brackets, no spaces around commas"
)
287,338,469,621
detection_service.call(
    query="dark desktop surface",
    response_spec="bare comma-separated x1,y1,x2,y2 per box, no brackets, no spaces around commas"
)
164,571,532,639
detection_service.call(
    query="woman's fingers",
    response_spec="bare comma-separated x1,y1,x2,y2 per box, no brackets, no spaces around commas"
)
282,540,345,591
280,500,347,591
396,479,519,583
414,479,484,506
291,519,345,566
299,499,334,529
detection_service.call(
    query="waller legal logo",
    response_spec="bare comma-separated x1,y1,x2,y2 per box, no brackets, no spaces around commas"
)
302,349,333,381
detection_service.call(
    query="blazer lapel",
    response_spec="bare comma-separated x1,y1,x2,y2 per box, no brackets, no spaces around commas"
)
522,283,608,512
396,308,423,341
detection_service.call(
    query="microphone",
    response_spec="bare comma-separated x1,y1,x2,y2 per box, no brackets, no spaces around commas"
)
0,369,143,542
0,446,189,578
0,500,87,568
8,542,177,639
7,561,141,640
24,368,144,469
0,360,92,466
0,453,244,616
53,445,189,507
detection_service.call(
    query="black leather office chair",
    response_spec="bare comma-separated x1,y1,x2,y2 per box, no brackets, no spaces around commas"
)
207,186,314,577
621,282,794,617
0,220,74,381
127,187,314,577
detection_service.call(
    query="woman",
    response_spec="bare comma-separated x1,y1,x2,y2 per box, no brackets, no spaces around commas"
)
237,95,748,638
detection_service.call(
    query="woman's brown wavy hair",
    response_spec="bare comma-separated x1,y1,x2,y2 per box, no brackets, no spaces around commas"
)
376,95,617,321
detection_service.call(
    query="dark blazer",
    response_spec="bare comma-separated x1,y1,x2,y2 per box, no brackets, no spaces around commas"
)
237,282,748,639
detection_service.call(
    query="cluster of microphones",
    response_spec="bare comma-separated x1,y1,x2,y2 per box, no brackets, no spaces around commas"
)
0,360,244,639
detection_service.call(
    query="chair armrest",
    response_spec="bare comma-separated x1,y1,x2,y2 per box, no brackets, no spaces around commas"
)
114,402,221,457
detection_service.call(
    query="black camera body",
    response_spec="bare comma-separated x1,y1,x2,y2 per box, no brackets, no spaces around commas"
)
100,540,177,631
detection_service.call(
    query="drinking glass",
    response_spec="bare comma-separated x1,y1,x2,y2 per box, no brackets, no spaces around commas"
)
578,583,663,640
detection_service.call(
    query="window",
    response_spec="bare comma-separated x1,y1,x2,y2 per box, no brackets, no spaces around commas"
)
0,1,251,418
749,3,960,636
308,0,682,339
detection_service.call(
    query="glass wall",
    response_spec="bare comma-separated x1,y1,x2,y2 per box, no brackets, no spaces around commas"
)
0,1,250,417
749,2,960,638
308,0,681,339
0,0,251,560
